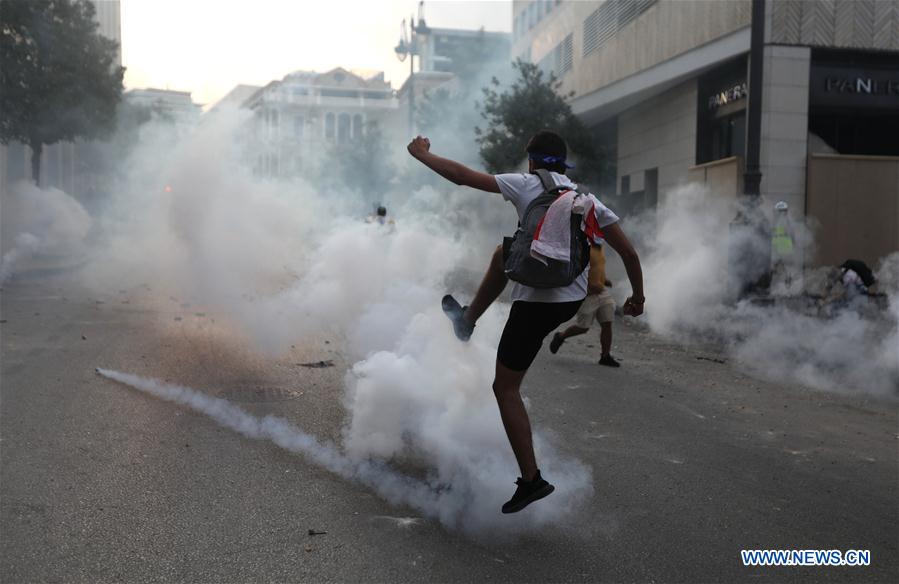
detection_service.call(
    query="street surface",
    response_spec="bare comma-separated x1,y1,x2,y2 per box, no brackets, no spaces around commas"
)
2,266,897,583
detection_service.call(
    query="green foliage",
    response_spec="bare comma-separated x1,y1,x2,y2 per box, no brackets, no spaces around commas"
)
330,120,394,206
476,60,608,182
0,0,124,183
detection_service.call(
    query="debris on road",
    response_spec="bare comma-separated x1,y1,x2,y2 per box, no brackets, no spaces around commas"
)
299,360,334,368
696,356,727,364
307,529,327,536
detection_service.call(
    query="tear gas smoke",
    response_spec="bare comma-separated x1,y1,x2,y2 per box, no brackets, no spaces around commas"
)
73,100,593,534
624,184,898,397
0,180,92,283
0,232,40,284
96,366,592,534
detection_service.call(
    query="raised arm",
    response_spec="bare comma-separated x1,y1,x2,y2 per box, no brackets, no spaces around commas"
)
601,222,645,316
407,136,500,193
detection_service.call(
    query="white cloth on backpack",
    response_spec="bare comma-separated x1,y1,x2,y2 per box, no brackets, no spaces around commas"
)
529,190,574,265
529,190,601,265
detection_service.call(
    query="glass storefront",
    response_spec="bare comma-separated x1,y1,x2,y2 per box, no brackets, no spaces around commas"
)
696,57,748,164
808,49,899,156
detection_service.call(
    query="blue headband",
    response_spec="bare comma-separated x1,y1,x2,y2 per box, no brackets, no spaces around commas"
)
528,152,574,169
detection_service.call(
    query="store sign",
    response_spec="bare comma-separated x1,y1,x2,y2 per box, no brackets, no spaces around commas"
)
811,64,899,109
824,76,899,95
708,82,748,110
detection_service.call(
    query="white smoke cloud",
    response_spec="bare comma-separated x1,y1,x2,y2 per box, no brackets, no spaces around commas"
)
619,184,898,397
75,106,593,535
0,232,40,285
0,180,92,283
97,340,592,535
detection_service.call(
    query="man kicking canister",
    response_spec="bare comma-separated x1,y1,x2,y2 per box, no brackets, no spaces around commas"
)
407,130,645,513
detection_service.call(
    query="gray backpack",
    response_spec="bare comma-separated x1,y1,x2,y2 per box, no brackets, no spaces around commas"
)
503,169,590,289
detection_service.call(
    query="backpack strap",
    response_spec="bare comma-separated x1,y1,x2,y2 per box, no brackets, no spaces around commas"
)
534,169,559,193
535,168,580,197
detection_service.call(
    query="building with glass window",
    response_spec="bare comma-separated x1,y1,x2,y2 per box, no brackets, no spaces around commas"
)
124,88,202,122
241,68,398,179
512,0,899,266
396,25,511,138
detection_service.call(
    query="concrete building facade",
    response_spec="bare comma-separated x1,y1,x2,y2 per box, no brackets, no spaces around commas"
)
512,0,899,266
241,68,398,179
397,26,511,137
125,88,202,122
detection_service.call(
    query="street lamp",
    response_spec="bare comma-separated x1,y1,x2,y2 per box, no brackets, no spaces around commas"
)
729,0,771,300
395,2,429,136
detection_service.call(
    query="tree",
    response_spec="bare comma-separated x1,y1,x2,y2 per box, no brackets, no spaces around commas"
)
476,60,609,183
0,0,124,185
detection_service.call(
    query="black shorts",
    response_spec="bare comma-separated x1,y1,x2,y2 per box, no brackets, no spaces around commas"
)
497,300,583,371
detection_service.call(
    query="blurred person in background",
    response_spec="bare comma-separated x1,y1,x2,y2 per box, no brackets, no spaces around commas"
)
549,246,620,367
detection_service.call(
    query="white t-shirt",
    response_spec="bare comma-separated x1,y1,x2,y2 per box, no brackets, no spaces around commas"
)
495,171,620,303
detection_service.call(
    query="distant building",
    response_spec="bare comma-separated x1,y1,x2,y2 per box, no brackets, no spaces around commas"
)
513,0,899,266
125,88,202,122
206,84,261,117
396,26,511,137
94,0,122,66
418,27,512,77
241,68,398,178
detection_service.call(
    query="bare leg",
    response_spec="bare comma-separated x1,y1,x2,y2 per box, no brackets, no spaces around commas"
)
492,361,537,481
559,325,589,340
600,322,612,356
465,245,508,325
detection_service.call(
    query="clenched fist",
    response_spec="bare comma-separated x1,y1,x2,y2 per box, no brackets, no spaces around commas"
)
407,135,431,159
622,296,645,317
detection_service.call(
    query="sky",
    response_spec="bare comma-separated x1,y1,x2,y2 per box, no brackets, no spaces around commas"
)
120,0,512,107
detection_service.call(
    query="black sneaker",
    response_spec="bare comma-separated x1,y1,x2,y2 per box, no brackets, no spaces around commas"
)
549,332,564,354
441,294,474,341
599,354,620,367
501,470,555,514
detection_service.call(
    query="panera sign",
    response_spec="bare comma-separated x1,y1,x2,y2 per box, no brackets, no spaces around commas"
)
708,82,747,110
825,76,899,95
812,64,899,109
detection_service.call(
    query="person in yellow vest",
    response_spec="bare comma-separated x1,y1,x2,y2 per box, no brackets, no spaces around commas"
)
771,201,796,289
548,245,620,367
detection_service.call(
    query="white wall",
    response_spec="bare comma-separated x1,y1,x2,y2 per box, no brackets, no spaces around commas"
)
617,78,697,198
759,45,811,216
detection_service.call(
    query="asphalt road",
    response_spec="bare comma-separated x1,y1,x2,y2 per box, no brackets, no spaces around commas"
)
2,268,897,583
